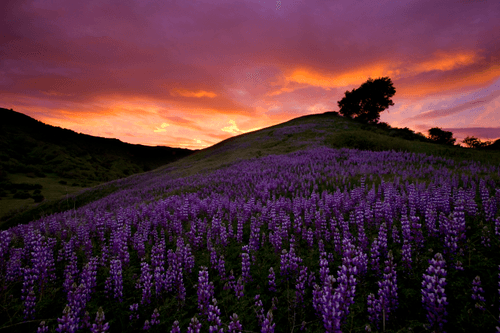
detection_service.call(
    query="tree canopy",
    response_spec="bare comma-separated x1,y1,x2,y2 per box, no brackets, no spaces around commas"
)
428,127,456,146
337,77,396,124
462,136,492,149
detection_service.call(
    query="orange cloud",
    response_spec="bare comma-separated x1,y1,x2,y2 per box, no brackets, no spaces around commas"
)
169,89,217,98
409,50,480,73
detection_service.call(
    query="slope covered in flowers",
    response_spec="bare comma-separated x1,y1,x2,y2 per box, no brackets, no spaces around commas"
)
1,146,499,332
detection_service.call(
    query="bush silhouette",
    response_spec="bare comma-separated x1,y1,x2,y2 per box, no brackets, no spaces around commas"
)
428,127,456,146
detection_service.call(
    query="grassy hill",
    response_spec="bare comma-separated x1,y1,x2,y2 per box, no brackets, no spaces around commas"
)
2,109,500,230
0,107,197,226
1,109,500,332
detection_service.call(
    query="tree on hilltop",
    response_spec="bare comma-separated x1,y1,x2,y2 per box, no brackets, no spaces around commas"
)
462,136,492,149
428,127,456,146
337,77,396,124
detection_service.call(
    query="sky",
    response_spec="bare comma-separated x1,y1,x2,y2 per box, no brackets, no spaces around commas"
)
1,0,499,150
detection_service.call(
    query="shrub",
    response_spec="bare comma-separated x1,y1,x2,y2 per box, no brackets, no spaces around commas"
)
13,191,31,199
32,194,44,203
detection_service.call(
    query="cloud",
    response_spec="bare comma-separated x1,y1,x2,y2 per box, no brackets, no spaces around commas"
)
404,89,500,121
221,120,262,135
153,122,169,133
169,89,217,98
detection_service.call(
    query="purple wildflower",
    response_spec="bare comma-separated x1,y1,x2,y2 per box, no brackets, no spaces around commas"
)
421,253,448,332
471,276,486,311
228,313,243,333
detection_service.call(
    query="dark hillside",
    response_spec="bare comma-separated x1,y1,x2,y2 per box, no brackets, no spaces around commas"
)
0,107,196,224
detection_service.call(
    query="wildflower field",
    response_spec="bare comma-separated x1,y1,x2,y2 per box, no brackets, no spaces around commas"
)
1,146,499,332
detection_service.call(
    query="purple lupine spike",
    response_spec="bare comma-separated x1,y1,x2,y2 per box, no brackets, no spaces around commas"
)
319,252,330,286
295,265,308,306
137,259,153,305
37,321,49,333
21,267,37,320
90,307,109,333
401,239,412,272
480,226,491,248
129,303,139,321
109,259,123,302
228,313,243,333
170,320,180,333
268,267,277,292
241,249,251,283
197,266,214,317
187,315,202,333
370,237,381,275
150,308,160,326
421,253,448,332
208,298,223,333
254,295,265,326
367,251,398,328
261,309,276,333
217,254,227,281
471,276,486,311
56,305,77,333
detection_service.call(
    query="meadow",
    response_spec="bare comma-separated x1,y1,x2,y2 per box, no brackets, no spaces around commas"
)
0,112,499,332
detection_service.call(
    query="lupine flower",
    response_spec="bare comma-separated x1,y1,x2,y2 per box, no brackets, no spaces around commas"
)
150,308,160,325
261,310,276,333
401,239,412,271
254,294,265,325
187,315,202,333
471,276,486,311
137,259,153,305
37,320,49,333
421,253,448,332
105,259,123,302
392,225,400,244
129,303,139,321
268,267,277,292
228,313,243,333
481,226,491,247
312,238,359,332
90,307,109,333
370,237,381,275
208,298,223,333
170,320,181,333
143,320,151,330
295,265,308,306
56,305,78,333
319,252,330,285
241,249,252,283
21,267,37,320
367,251,398,328
197,266,214,316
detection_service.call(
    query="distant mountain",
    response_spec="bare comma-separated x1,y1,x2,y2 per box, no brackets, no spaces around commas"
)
0,107,197,182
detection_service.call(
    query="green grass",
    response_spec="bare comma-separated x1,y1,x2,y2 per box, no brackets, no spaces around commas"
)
0,173,98,224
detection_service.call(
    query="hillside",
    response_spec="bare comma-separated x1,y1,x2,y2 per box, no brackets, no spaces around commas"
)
3,109,500,229
0,107,197,224
0,110,499,332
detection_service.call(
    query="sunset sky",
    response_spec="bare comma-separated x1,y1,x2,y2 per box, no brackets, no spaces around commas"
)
1,0,499,150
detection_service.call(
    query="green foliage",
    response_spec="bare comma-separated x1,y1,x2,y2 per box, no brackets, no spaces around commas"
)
12,191,30,199
32,194,44,203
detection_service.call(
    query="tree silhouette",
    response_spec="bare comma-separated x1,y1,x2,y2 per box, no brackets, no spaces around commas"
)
428,127,456,146
337,77,396,124
462,136,492,148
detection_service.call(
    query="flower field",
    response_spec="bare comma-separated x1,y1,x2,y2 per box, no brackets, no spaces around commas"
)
1,146,499,332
